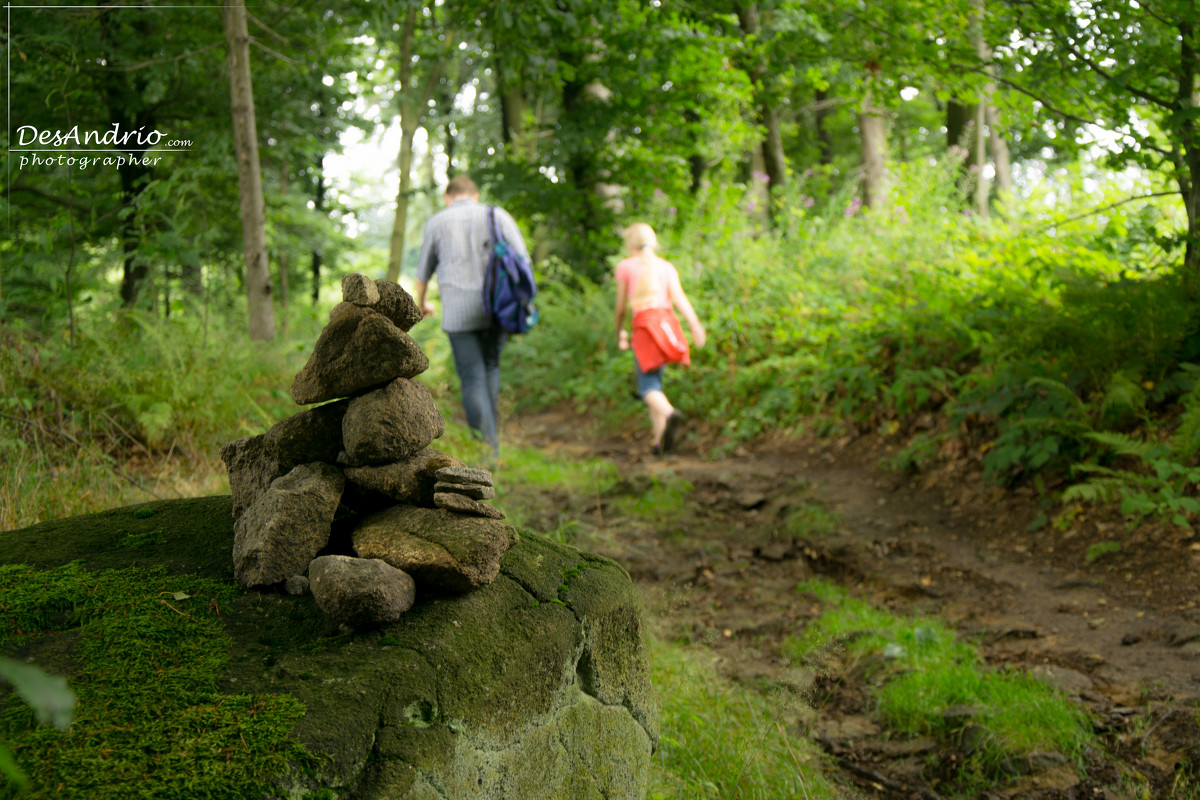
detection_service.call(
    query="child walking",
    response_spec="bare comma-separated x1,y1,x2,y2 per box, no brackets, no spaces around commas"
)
613,223,706,454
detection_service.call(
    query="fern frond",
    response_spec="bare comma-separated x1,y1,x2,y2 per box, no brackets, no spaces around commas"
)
1025,377,1089,418
1083,431,1160,461
1099,372,1146,421
1172,388,1200,460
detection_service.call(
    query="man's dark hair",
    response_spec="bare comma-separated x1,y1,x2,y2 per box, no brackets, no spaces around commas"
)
445,174,479,198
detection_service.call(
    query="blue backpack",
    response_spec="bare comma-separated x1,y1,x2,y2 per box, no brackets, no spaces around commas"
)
483,205,539,334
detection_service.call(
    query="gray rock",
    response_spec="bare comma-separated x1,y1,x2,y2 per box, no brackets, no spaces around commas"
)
354,505,517,593
434,481,496,501
264,399,348,469
285,574,310,596
309,555,415,628
219,434,285,521
1168,624,1200,647
373,279,424,332
233,463,346,588
1030,664,1094,696
342,378,444,466
435,492,505,519
345,448,463,505
999,751,1070,776
435,465,493,487
291,305,429,405
342,273,380,305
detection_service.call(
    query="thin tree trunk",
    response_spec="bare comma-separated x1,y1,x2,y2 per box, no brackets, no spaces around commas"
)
736,2,787,204
312,154,324,304
278,163,290,337
385,8,447,283
815,89,834,166
976,0,1014,198
1177,17,1200,290
987,104,1013,197
970,0,991,217
971,100,988,217
859,86,887,209
386,121,418,283
224,0,275,341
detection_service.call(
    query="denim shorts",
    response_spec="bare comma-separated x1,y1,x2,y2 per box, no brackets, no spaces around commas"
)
635,360,664,397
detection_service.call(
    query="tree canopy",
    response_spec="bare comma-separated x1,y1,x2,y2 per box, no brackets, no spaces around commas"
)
3,0,1198,333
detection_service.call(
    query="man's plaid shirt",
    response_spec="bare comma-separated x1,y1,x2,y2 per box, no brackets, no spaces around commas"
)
416,198,529,333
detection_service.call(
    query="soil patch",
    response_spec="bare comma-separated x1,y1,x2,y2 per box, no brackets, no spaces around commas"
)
507,409,1200,799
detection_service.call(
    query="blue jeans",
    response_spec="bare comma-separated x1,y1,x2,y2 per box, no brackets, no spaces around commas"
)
448,328,508,454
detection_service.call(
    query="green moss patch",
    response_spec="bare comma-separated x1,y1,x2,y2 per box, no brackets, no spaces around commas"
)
0,562,313,799
785,580,1093,791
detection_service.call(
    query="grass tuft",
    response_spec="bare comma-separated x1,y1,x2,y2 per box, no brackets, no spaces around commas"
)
786,580,1093,790
648,638,840,800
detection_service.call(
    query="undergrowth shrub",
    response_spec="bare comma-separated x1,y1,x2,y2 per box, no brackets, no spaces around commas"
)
503,157,1200,525
0,305,321,528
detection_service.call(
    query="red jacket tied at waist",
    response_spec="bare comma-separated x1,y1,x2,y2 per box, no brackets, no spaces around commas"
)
631,307,690,373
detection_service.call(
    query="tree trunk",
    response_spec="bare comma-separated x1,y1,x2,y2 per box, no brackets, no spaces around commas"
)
970,0,991,217
1177,18,1200,291
224,0,275,341
497,55,529,157
312,154,324,305
761,106,787,192
815,89,834,166
386,120,418,284
736,1,787,206
946,100,974,151
987,104,1014,197
98,13,155,308
278,163,290,337
859,87,887,209
971,100,988,217
385,8,449,283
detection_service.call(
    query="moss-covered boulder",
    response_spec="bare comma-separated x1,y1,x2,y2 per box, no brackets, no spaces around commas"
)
0,497,657,799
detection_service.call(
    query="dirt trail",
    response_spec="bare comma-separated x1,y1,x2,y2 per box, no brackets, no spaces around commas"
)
508,410,1200,799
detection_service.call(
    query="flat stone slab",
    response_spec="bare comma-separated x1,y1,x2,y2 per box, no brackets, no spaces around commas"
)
309,555,415,629
342,379,444,466
346,448,463,506
434,481,496,501
353,505,515,592
233,463,345,588
435,465,493,487
291,305,429,405
435,492,505,519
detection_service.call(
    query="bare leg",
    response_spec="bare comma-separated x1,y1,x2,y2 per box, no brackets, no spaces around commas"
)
643,390,674,447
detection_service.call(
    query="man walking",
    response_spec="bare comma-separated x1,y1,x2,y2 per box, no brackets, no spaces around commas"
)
414,174,529,458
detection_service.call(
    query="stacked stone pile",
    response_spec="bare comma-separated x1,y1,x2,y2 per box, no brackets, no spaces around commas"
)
220,274,515,629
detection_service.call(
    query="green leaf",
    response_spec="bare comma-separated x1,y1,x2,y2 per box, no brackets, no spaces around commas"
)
0,743,26,788
0,658,76,730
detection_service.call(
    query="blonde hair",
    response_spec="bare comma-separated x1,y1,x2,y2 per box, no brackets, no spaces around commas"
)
623,222,658,254
624,223,663,310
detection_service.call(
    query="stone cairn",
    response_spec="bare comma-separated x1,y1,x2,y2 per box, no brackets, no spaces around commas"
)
219,274,516,629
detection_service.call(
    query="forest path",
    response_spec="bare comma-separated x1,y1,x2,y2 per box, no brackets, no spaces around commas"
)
507,408,1200,798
